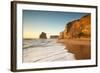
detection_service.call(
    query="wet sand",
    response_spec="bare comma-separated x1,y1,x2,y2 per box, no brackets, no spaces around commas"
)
57,38,91,60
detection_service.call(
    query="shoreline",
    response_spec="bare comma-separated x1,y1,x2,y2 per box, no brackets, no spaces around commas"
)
57,38,91,60
23,39,75,62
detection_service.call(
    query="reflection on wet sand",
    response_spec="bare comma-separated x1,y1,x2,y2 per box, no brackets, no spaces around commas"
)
58,38,91,60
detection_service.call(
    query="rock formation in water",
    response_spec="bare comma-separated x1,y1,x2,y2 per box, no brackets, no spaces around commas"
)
39,32,47,39
50,35,59,39
59,14,91,39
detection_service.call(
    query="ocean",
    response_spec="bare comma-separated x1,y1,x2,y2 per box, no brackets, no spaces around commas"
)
23,39,75,62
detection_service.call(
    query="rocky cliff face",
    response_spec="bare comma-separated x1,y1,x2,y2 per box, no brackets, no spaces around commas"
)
59,14,91,39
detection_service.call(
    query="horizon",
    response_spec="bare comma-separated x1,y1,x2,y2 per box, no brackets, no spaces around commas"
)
23,10,88,39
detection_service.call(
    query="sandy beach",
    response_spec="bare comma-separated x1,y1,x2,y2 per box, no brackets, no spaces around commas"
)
57,38,91,60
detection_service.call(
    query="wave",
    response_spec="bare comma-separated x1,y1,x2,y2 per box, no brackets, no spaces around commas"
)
23,39,75,62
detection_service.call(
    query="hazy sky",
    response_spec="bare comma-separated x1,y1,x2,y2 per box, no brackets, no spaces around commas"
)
23,10,88,38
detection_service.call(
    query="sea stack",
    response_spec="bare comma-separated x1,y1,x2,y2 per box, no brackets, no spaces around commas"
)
50,35,59,39
39,32,47,39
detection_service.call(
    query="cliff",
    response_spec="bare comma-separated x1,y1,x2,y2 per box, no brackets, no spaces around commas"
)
59,14,91,39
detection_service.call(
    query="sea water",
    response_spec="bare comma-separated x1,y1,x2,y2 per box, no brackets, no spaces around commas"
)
23,39,75,62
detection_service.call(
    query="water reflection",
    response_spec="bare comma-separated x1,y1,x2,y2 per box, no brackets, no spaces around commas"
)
65,44,91,60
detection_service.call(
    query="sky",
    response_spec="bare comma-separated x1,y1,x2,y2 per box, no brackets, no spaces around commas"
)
22,10,88,39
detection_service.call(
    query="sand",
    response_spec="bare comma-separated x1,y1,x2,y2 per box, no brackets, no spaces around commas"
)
57,38,91,60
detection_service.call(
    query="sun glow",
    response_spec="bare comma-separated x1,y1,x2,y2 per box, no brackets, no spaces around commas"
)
23,32,40,39
23,31,59,39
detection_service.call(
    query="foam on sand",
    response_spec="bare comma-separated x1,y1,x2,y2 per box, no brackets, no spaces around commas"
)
23,39,75,62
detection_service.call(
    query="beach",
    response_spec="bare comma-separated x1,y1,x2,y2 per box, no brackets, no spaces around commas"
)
23,38,91,63
23,39,75,63
57,38,91,60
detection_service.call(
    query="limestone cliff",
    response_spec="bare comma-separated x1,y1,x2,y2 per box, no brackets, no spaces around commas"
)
59,14,91,39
